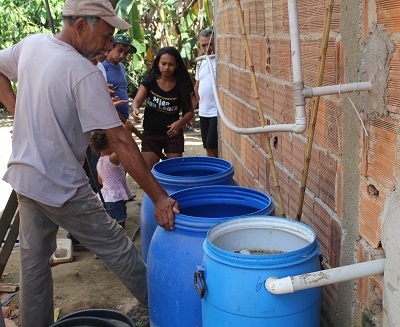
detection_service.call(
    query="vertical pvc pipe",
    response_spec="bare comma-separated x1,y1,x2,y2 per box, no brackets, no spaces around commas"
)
235,0,286,217
287,0,307,133
288,0,304,84
296,0,334,221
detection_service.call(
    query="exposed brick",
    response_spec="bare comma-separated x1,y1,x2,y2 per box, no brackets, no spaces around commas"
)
336,39,346,86
257,75,274,119
319,152,337,212
336,164,343,220
270,131,283,164
288,177,300,219
376,0,400,32
360,112,368,176
321,283,339,323
272,0,285,34
302,39,337,87
313,98,344,156
269,39,291,81
307,147,320,197
245,0,266,36
329,219,341,268
367,117,399,188
354,302,363,327
300,193,314,225
264,0,273,35
387,43,400,114
280,132,292,171
356,242,370,307
355,242,384,321
291,135,306,181
362,0,369,39
313,201,331,256
359,177,384,248
277,170,290,212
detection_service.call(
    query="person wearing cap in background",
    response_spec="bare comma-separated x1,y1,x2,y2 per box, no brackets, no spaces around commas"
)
100,34,136,121
0,0,179,326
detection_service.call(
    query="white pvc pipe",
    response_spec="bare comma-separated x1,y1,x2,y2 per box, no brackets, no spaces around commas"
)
303,82,373,98
288,0,303,84
197,55,302,134
265,258,385,295
287,0,307,134
195,0,309,135
196,0,372,135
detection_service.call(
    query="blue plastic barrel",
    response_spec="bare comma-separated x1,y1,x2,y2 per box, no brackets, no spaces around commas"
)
140,156,235,263
147,186,275,327
199,216,322,327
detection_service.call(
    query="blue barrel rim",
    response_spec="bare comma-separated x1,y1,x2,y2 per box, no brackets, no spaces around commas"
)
203,216,319,267
152,156,234,186
170,186,274,230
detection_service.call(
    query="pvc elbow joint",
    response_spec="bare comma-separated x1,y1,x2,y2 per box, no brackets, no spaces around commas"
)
291,116,307,133
265,276,294,294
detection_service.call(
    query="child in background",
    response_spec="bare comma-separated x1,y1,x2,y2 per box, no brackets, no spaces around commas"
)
90,130,133,229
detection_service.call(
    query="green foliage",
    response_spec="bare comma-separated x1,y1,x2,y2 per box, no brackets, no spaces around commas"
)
0,0,214,92
116,0,214,93
117,0,213,63
0,0,63,49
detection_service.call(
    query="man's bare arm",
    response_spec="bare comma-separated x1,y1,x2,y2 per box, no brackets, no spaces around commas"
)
104,124,179,229
0,73,16,115
192,80,200,110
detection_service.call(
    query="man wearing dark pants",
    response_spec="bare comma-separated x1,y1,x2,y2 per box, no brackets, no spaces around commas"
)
0,0,178,326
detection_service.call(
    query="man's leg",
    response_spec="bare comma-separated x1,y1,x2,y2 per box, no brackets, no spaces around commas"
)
40,192,148,304
18,194,59,327
204,116,218,158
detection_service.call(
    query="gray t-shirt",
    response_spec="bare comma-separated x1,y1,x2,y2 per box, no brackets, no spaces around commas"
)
0,34,122,207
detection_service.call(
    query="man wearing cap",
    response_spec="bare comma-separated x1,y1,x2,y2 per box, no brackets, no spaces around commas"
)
0,0,178,326
100,34,136,121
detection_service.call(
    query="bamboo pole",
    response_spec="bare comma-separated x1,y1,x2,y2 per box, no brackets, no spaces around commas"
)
296,0,334,221
235,0,286,217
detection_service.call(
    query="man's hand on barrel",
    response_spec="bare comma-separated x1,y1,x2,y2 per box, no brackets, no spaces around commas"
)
153,194,180,230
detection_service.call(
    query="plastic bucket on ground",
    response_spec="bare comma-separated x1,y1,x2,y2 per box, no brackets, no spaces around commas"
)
147,185,275,327
140,156,235,263
199,216,322,327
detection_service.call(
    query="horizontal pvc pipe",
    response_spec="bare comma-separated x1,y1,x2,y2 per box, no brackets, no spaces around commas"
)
303,82,373,98
265,258,385,295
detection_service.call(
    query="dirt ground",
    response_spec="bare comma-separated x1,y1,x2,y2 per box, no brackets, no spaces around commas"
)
0,113,205,326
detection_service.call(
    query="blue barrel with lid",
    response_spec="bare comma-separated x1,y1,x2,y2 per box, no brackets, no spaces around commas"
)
140,156,235,263
147,185,275,327
198,216,322,326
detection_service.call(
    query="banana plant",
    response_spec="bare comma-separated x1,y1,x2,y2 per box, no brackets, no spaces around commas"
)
0,0,63,49
116,0,213,65
116,0,213,95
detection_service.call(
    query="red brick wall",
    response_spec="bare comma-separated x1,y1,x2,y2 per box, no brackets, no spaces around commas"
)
216,0,397,324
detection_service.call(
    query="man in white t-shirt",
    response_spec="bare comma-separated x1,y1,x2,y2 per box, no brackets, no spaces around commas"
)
193,29,219,157
0,0,178,325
